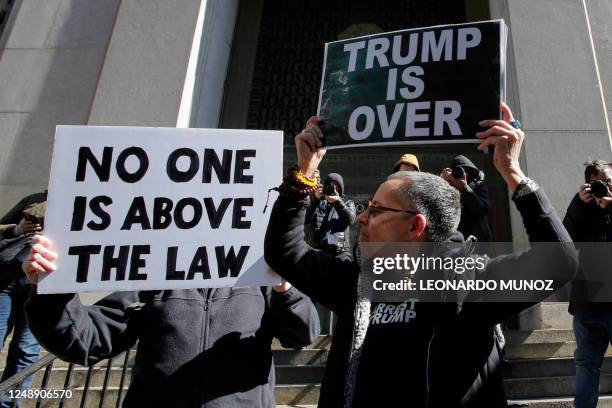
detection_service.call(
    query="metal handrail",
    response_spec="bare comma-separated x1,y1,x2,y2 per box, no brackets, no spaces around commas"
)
0,349,131,407
0,353,55,394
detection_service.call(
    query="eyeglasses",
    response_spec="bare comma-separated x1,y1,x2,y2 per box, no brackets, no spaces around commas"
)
365,200,418,218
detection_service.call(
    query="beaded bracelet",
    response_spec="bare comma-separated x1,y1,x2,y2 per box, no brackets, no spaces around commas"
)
263,167,321,212
293,170,318,188
279,166,321,200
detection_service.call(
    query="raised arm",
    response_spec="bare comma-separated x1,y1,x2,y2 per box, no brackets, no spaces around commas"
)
461,103,578,323
265,196,357,316
264,117,357,316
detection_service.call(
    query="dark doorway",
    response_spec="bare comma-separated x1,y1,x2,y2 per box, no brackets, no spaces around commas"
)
222,0,512,332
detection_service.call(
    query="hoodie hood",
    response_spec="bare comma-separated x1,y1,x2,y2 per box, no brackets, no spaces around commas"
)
450,155,479,172
324,173,345,195
450,155,484,184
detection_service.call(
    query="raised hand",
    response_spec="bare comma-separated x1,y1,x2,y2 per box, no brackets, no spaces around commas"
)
476,102,526,190
295,116,326,178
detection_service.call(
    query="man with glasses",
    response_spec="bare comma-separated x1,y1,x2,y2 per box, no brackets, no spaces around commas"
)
564,160,612,408
264,103,578,407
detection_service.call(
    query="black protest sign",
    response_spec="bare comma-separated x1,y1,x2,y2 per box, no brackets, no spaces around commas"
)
318,20,507,148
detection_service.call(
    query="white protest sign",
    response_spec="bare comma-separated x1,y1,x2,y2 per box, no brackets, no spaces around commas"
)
39,126,282,294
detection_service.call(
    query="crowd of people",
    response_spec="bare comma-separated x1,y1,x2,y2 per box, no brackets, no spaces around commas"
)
0,102,609,408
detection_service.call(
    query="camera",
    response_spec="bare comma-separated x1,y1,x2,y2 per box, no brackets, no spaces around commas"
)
27,215,40,224
590,180,609,198
451,166,465,179
323,182,337,196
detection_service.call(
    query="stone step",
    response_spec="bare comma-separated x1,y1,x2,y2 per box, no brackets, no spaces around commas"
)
507,395,612,407
505,329,577,344
275,384,320,406
506,357,612,378
272,336,332,351
504,374,612,399
273,349,329,366
277,406,317,408
504,329,612,359
518,303,573,331
276,365,325,384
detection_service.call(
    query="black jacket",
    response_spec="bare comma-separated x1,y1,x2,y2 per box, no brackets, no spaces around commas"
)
452,156,492,242
306,173,356,256
26,287,320,407
563,193,612,315
265,189,577,407
0,234,32,286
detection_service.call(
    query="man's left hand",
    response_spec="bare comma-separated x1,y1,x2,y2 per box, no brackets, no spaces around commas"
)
476,102,526,191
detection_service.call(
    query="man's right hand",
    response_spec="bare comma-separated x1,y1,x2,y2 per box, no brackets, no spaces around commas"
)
22,234,57,285
579,183,594,203
295,117,326,178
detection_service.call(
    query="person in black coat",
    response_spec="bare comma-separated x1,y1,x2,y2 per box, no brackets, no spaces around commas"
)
563,160,612,408
21,235,320,407
441,155,492,242
305,173,356,257
0,199,45,407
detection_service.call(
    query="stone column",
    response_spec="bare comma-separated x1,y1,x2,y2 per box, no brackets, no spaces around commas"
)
87,0,201,127
490,0,611,329
0,0,119,210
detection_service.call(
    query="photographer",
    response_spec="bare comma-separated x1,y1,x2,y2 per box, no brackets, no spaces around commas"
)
563,160,612,408
441,155,492,242
305,173,356,258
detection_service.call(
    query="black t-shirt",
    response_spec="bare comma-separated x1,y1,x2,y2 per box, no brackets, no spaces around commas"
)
352,300,437,407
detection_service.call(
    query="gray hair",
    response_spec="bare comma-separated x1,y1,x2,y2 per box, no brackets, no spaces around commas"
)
387,171,461,242
584,159,612,183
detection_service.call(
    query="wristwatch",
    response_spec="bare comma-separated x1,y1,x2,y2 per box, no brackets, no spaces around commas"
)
512,177,539,199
